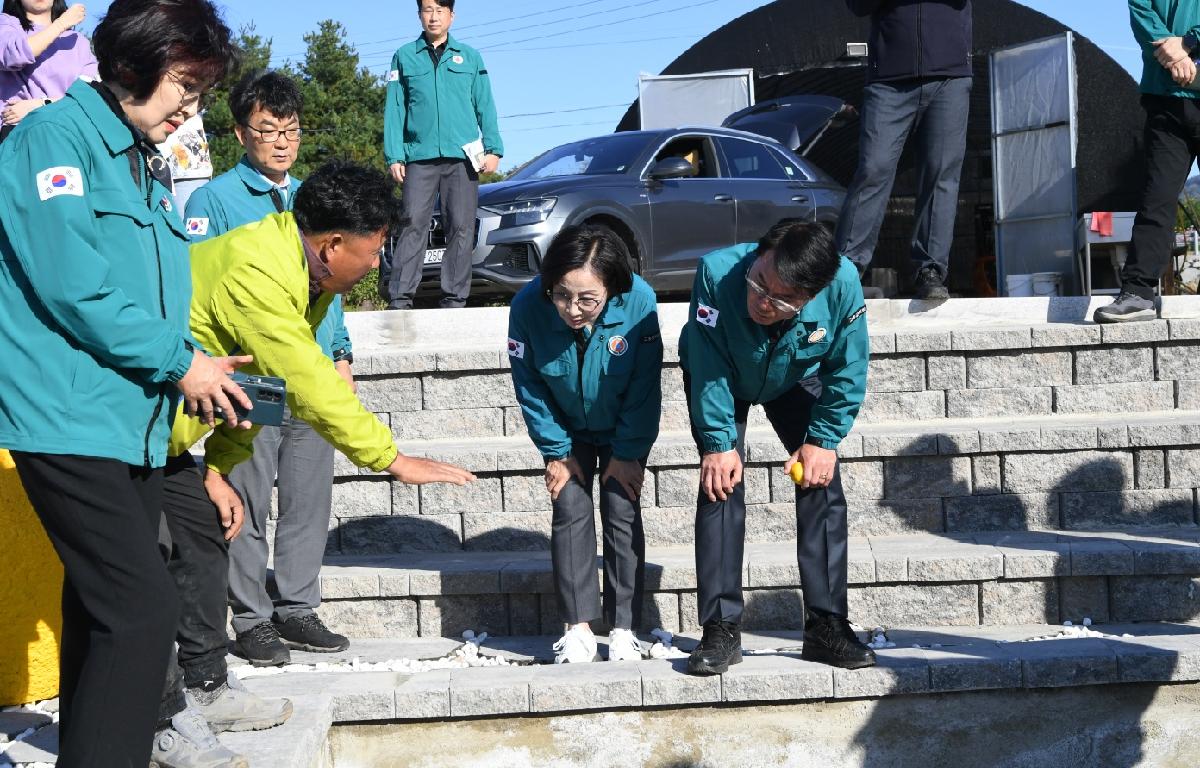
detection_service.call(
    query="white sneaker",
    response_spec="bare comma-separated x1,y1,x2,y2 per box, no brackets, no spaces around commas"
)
552,625,599,663
607,628,642,662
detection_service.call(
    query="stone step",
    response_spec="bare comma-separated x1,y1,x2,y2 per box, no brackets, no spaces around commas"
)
230,621,1200,731
318,411,1200,555
309,529,1200,640
336,304,1200,448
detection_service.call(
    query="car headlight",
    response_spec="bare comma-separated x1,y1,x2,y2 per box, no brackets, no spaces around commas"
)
482,197,557,228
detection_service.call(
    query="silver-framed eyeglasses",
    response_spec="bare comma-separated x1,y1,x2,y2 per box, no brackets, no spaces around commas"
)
745,273,807,314
166,71,204,106
548,290,604,311
241,124,303,144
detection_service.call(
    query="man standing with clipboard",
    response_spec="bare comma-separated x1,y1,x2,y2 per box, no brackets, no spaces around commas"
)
382,0,503,310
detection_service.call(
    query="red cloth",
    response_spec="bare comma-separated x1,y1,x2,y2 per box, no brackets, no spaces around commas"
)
1090,211,1114,238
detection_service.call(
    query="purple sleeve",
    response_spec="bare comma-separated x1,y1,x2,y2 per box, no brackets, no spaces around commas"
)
0,14,36,71
75,33,97,79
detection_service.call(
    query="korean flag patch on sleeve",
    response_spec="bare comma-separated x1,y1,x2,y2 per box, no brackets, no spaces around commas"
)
37,166,83,201
186,218,209,236
695,303,720,328
506,338,525,359
386,69,400,83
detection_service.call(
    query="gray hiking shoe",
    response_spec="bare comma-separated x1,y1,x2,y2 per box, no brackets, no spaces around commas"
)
188,674,293,733
1093,291,1156,323
149,705,248,768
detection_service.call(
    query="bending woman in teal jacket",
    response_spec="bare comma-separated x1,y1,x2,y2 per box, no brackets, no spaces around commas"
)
507,225,663,664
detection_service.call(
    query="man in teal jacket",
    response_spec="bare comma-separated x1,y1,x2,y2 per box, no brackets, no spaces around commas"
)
184,71,358,665
381,0,503,309
1096,0,1200,322
681,220,876,675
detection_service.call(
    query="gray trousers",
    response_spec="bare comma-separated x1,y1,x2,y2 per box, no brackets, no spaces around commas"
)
385,158,478,308
551,442,646,630
836,76,972,279
227,408,335,634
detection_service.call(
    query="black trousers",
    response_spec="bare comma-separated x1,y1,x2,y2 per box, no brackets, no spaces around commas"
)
1122,94,1200,298
683,375,850,626
12,452,180,768
551,442,646,630
161,453,231,691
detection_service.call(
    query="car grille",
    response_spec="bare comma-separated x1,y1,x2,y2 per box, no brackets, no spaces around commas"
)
497,243,534,273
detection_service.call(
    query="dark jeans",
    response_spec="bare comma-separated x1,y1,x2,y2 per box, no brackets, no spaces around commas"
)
1121,94,1200,298
161,453,231,691
682,375,850,626
836,76,972,279
550,442,646,630
12,453,180,768
382,158,479,308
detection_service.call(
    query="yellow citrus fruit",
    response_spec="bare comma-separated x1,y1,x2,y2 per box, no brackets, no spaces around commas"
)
788,462,804,484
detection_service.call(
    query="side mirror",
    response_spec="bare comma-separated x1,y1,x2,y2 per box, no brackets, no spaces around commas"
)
648,156,698,180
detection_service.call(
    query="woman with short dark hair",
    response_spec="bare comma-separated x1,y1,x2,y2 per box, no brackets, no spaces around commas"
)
507,224,663,664
0,1,244,765
0,0,96,140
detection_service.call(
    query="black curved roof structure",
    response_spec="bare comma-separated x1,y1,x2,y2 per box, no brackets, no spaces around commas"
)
614,0,1145,291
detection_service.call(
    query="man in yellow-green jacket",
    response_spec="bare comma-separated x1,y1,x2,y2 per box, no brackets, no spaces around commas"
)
160,162,474,728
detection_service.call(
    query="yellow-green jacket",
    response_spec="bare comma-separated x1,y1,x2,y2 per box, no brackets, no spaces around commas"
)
169,212,398,474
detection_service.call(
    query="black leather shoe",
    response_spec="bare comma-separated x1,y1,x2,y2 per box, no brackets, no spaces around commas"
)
275,613,350,653
234,621,290,667
687,621,742,676
913,266,949,301
801,612,876,669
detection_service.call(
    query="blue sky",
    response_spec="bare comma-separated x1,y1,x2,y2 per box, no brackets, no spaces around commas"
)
79,0,1142,170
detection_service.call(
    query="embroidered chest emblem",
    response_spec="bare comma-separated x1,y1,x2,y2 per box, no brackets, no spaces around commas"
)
608,336,628,356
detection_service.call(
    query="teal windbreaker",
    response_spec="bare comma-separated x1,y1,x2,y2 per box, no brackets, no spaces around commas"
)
1129,0,1200,98
508,275,663,461
183,157,351,361
679,244,869,454
0,80,193,467
384,33,503,165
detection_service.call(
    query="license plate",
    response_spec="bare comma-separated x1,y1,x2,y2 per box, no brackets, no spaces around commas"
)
424,248,445,265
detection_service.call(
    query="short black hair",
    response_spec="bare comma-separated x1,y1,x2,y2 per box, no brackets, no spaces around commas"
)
415,0,455,10
230,70,303,126
92,0,238,100
756,219,841,297
293,161,406,238
540,224,634,299
3,0,67,31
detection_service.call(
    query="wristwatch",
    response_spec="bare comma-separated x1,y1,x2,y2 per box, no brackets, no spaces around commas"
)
333,350,354,365
42,98,51,106
1184,32,1199,53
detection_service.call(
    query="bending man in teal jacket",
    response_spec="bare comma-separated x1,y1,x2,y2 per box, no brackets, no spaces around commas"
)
382,0,503,309
1096,0,1200,322
681,220,876,675
184,71,357,665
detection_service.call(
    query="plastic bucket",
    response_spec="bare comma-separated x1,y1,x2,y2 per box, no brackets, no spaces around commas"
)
1031,272,1062,297
1005,274,1034,297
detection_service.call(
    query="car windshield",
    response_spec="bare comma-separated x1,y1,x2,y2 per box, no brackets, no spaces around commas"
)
509,134,648,181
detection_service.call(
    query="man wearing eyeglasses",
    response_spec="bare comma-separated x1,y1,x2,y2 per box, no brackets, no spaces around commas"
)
681,219,876,676
183,71,359,667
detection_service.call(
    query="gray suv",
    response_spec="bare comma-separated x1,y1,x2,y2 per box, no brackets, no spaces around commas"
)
412,96,851,295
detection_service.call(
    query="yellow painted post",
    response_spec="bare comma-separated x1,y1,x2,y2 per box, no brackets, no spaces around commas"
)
0,449,62,705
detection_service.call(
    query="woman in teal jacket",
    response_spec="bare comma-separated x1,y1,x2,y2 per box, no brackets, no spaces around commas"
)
0,2,243,765
508,225,663,664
